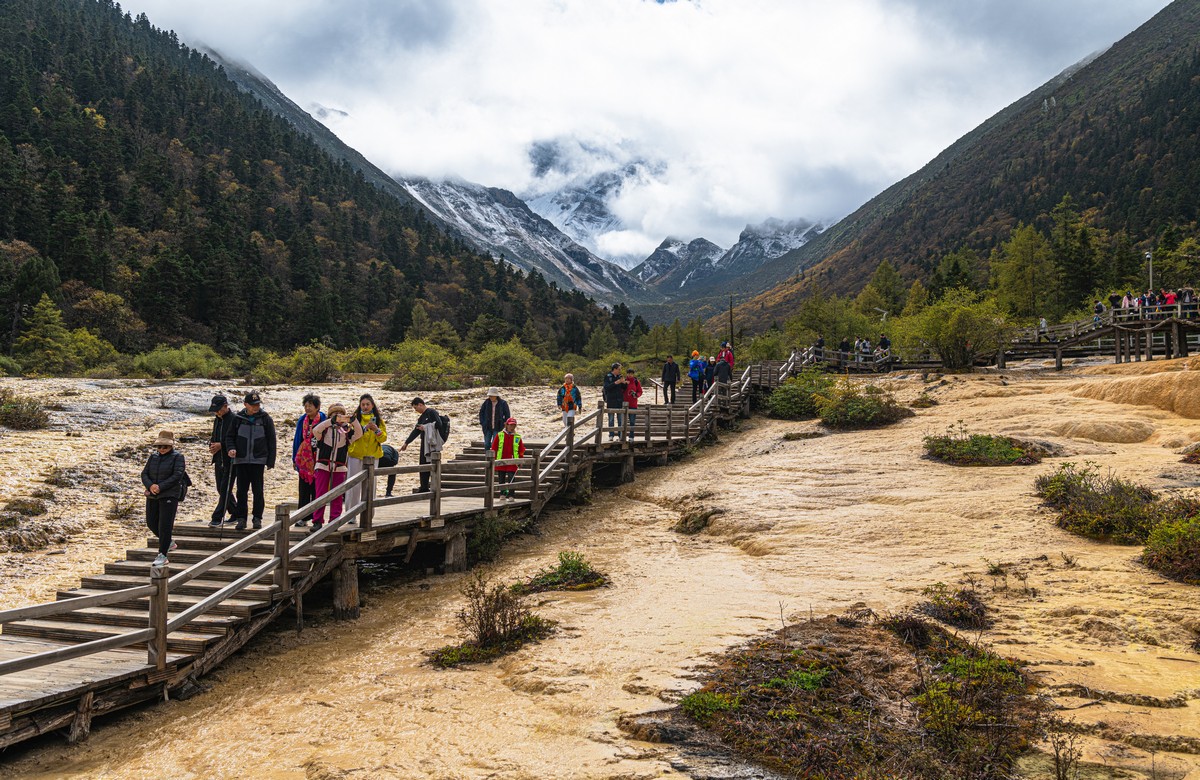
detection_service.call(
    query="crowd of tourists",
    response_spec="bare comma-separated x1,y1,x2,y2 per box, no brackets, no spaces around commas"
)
139,346,738,566
811,333,892,365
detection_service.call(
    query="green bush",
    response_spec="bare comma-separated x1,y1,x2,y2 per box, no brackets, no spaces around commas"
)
133,342,235,379
428,572,554,667
0,388,50,429
766,369,835,419
1034,462,1167,543
680,690,740,723
813,377,914,429
339,346,398,374
514,551,608,593
382,339,466,391
1142,517,1200,583
0,356,21,376
919,583,990,629
469,338,556,387
247,343,340,384
923,425,1043,466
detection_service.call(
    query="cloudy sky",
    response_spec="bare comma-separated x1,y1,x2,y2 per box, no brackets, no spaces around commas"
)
123,0,1171,259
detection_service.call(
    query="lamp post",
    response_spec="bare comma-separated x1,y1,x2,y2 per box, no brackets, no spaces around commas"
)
1146,251,1153,291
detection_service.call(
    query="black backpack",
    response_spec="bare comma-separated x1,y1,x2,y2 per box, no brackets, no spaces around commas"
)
437,413,451,441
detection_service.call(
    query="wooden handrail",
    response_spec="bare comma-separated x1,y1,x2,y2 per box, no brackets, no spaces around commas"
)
0,628,156,677
0,585,157,625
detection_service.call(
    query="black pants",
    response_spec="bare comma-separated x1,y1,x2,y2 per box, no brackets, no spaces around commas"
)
146,497,178,556
298,474,316,521
212,458,237,522
498,470,516,497
386,473,397,495
234,463,265,521
418,449,430,492
663,382,676,404
691,379,702,402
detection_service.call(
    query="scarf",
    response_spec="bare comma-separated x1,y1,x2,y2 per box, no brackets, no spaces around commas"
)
560,383,577,411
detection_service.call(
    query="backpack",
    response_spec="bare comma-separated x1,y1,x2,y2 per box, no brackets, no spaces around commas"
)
179,470,192,502
437,413,451,441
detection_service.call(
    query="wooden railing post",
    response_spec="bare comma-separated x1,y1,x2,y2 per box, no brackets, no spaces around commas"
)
273,503,292,592
596,401,605,446
531,451,541,502
430,452,442,520
666,406,674,446
484,450,495,512
620,403,630,446
148,565,168,670
362,455,376,531
566,413,575,454
644,406,651,442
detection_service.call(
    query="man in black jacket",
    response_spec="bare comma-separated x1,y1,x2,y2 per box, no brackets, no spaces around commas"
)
714,357,733,384
660,355,680,405
207,394,238,527
401,397,440,492
602,362,627,440
224,390,277,530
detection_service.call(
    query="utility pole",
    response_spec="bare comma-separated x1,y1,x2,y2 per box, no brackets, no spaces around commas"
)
1145,251,1153,290
728,294,734,348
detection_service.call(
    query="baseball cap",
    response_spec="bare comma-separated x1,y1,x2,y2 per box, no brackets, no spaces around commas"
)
208,394,228,412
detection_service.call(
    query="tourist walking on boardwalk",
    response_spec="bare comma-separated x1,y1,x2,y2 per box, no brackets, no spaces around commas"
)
310,403,361,530
814,335,825,361
714,354,733,385
1037,317,1049,342
557,373,583,424
207,394,237,528
688,350,705,402
837,337,851,366
717,342,734,369
478,387,510,449
401,398,442,493
292,394,325,527
704,355,716,390
603,362,627,439
624,367,643,429
491,417,525,502
141,430,190,566
381,443,399,497
660,355,680,405
224,391,277,531
347,394,387,512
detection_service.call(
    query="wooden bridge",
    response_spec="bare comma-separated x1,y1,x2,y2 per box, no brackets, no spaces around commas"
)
0,355,799,751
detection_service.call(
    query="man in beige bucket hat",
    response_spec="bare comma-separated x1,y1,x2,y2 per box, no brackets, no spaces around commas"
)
477,386,510,449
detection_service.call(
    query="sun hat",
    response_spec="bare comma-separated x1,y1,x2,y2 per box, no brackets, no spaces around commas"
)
328,402,346,416
152,430,176,447
486,387,501,397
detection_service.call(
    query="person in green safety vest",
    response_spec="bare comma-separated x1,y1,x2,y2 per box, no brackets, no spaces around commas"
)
490,417,525,502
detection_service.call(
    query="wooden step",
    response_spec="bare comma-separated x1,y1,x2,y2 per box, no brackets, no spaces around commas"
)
104,560,287,585
162,534,339,556
2,619,218,654
79,573,278,601
126,547,320,572
38,606,239,635
169,524,312,541
58,588,264,617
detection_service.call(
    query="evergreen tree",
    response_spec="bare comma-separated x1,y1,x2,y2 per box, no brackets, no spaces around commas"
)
583,324,618,358
14,294,73,373
989,224,1058,319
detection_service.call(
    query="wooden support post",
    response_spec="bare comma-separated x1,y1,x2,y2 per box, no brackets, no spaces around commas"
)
443,531,467,573
996,347,1006,369
666,407,673,447
332,558,359,620
362,455,376,531
1054,346,1063,371
1171,323,1181,359
531,451,541,502
620,454,635,484
148,565,168,670
430,452,442,521
273,503,291,592
1134,330,1142,361
67,691,94,744
484,450,495,512
1145,329,1153,361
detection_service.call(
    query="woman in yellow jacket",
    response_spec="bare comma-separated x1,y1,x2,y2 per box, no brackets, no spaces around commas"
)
346,393,387,512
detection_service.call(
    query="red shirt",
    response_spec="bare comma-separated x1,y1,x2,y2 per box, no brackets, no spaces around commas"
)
490,430,525,473
623,377,643,409
718,348,734,368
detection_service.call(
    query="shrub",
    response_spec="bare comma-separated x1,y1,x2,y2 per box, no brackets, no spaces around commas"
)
1142,517,1200,584
680,690,740,723
919,583,991,629
0,388,50,430
469,338,556,387
813,376,914,429
514,551,608,593
4,497,47,516
428,572,554,667
133,342,235,379
382,339,465,391
923,425,1043,466
339,346,398,374
1034,462,1170,543
766,369,834,419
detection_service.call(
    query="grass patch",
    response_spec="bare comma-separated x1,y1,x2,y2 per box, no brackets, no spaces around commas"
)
910,393,939,408
923,423,1044,466
1183,452,1200,465
673,506,725,534
1035,462,1198,544
674,615,1042,779
781,430,824,441
106,496,138,522
1142,517,1200,584
428,572,554,668
813,376,914,429
0,388,49,430
918,583,991,629
4,497,47,517
468,513,529,563
43,466,74,487
766,369,835,419
513,551,608,593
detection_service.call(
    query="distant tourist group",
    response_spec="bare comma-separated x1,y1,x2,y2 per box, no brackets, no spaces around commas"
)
140,347,737,565
811,334,892,365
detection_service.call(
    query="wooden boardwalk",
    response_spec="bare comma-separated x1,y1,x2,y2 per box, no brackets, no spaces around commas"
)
0,354,798,750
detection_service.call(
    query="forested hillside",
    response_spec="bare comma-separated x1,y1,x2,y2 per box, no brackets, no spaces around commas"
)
0,0,610,359
726,0,1200,332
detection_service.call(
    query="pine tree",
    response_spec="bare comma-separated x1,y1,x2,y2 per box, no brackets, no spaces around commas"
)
14,294,73,374
583,324,618,358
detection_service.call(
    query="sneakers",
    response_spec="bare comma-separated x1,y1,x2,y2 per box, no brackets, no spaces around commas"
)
152,553,169,567
234,518,247,531
310,521,323,533
168,540,178,552
208,518,223,527
296,518,309,527
252,517,262,530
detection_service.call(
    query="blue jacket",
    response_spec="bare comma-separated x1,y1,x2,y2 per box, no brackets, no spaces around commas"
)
556,384,582,412
478,398,511,432
292,412,327,459
688,358,706,381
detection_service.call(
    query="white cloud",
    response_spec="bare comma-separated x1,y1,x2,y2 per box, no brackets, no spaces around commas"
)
122,0,1172,250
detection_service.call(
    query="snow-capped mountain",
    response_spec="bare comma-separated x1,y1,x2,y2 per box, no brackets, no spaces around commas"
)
718,218,824,278
632,237,726,287
401,179,656,303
